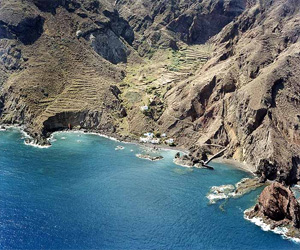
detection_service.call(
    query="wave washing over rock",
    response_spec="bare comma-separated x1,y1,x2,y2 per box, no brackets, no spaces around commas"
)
136,154,163,161
207,177,264,204
24,139,52,148
245,182,300,242
244,211,300,244
207,184,236,204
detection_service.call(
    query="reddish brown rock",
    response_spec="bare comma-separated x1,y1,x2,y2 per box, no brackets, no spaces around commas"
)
247,182,300,228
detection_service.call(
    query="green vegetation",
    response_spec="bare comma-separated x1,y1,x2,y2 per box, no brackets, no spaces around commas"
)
116,45,212,135
167,50,182,72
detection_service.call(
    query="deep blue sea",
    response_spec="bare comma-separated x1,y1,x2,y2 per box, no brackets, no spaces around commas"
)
0,129,299,250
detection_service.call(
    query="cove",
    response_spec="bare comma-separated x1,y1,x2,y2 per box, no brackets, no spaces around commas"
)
0,129,298,249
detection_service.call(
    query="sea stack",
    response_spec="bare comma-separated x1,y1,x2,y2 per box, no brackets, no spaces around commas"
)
245,182,300,238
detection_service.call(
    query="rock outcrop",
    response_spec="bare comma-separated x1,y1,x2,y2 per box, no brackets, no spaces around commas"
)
174,147,209,167
116,0,247,55
245,182,300,232
0,1,44,45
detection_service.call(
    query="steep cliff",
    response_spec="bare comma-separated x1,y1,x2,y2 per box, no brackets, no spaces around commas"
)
0,0,299,185
157,0,300,184
0,0,132,142
116,0,247,54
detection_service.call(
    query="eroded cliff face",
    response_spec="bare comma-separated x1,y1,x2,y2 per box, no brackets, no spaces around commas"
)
157,0,300,184
0,0,131,140
0,0,299,184
115,0,247,55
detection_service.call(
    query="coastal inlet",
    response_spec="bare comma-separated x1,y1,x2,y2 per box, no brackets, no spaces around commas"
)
0,129,298,249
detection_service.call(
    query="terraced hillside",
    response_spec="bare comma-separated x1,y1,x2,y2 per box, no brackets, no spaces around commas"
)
0,0,299,185
116,44,213,136
0,1,127,141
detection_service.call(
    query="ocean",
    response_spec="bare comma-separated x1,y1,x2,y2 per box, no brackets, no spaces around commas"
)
0,128,298,249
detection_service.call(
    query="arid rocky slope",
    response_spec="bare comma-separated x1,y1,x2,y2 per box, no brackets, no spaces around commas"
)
0,0,299,184
115,0,247,54
156,0,300,184
0,0,132,143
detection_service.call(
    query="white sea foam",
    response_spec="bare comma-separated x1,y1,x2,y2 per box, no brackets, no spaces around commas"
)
173,158,193,168
207,193,228,204
211,184,235,193
1,126,179,155
244,211,300,244
206,184,235,204
24,140,51,149
97,133,120,142
1,125,51,149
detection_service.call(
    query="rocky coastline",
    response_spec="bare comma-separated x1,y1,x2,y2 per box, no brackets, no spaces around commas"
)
0,123,251,172
135,154,163,161
0,0,299,243
0,123,186,154
244,182,300,242
2,123,300,242
206,177,265,204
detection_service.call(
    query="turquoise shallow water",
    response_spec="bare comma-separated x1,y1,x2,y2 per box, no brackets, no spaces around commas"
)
0,129,299,249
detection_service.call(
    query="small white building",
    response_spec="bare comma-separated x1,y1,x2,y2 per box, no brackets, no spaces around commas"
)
143,132,154,138
76,30,83,38
140,105,149,111
161,133,167,138
165,138,174,144
139,137,150,143
140,132,160,144
150,138,160,144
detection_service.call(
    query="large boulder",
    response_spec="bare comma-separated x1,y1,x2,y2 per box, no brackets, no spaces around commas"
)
247,182,300,228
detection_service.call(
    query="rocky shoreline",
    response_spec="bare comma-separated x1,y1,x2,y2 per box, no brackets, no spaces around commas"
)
0,123,186,155
0,123,250,172
135,154,163,161
0,123,268,174
2,123,300,243
206,177,265,204
244,182,300,242
244,213,300,244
